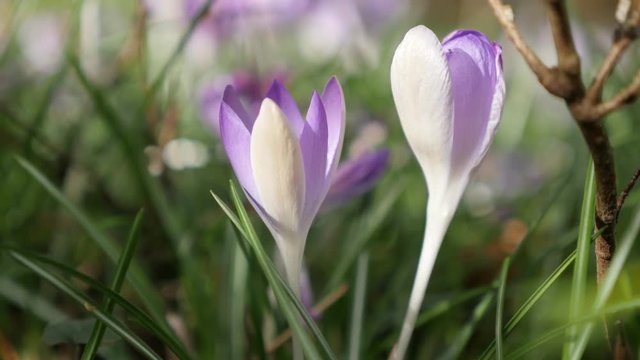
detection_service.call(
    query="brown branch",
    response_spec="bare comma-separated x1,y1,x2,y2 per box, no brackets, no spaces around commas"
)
586,36,634,103
592,70,640,119
545,0,582,78
617,168,640,212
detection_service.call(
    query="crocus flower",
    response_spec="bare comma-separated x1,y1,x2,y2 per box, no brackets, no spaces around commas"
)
219,77,345,295
322,149,390,209
390,26,504,359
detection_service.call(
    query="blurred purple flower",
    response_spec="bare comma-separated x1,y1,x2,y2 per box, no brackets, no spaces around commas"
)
390,26,505,359
219,77,345,295
322,149,389,209
199,71,286,133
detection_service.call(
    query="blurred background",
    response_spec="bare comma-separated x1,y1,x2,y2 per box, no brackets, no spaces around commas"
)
1,0,640,358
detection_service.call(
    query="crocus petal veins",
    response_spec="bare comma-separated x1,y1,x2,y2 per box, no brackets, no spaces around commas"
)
390,25,504,360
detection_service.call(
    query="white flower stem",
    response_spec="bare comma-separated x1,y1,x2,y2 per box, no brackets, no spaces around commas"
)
278,232,305,360
394,203,453,360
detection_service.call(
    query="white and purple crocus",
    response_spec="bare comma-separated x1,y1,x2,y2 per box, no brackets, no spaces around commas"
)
219,77,345,296
390,26,505,359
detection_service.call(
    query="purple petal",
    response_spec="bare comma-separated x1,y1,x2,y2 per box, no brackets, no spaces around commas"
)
265,80,305,138
199,85,224,133
300,92,329,222
322,149,389,209
321,76,345,176
222,85,254,131
442,30,502,175
219,102,258,200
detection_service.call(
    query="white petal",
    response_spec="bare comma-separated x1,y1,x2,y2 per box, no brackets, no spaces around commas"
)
251,98,306,235
390,25,453,198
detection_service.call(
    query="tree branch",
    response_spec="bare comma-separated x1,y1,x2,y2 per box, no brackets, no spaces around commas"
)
617,168,640,212
587,36,634,103
592,70,640,119
544,0,582,80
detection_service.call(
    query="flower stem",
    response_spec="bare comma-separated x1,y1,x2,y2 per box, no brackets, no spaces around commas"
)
394,206,452,359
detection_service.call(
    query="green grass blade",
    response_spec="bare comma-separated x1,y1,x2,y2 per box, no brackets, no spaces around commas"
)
82,209,145,360
0,276,68,323
325,183,403,293
147,0,213,97
439,292,495,360
10,252,162,360
230,240,248,360
0,244,193,360
569,204,640,360
479,250,577,360
348,252,369,360
495,257,511,360
507,298,640,359
227,180,337,360
14,156,172,333
562,161,596,359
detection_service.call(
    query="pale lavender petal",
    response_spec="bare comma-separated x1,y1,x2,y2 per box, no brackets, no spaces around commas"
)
323,149,389,209
266,80,305,138
219,102,258,200
300,91,329,223
321,76,346,176
222,85,254,130
199,85,224,133
443,30,501,176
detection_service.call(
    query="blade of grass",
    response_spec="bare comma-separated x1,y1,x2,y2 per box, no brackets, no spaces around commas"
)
507,298,640,359
219,181,339,360
0,276,67,323
82,209,145,360
14,156,172,334
562,161,596,359
10,252,162,360
325,182,403,293
1,245,192,360
227,181,336,360
479,249,577,360
146,0,213,98
230,240,248,360
348,252,369,360
569,204,640,360
495,257,511,360
439,292,495,360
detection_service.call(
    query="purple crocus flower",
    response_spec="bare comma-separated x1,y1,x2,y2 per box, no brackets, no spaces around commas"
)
390,26,505,359
322,149,390,209
219,77,345,296
199,71,286,133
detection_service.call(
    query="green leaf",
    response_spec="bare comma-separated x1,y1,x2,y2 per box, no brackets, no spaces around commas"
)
569,204,640,360
1,243,193,360
10,252,163,360
14,156,173,336
495,257,511,360
82,209,145,360
348,252,369,360
562,161,596,359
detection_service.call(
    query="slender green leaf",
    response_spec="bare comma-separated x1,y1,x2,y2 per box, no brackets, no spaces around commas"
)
10,252,162,360
562,161,596,359
479,250,577,360
82,209,145,360
224,181,339,360
230,240,248,360
439,292,495,360
147,0,213,97
14,156,173,335
507,298,640,359
348,252,369,360
569,204,640,360
496,257,511,360
0,244,193,360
